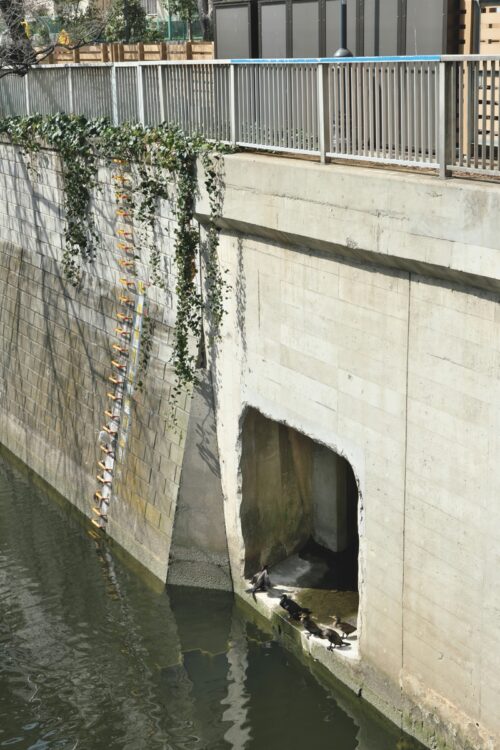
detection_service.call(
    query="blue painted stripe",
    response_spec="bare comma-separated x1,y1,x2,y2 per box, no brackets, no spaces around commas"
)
230,55,442,64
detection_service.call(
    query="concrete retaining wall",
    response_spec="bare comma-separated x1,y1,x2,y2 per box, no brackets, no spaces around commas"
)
1,142,499,749
0,143,230,585
194,154,500,750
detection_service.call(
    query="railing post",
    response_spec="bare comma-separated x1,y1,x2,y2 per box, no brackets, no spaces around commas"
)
111,65,118,125
157,65,165,123
67,66,74,114
229,63,239,146
136,64,145,125
24,74,31,116
438,60,452,179
317,62,330,164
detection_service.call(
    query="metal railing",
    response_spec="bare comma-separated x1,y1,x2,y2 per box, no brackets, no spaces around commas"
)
0,55,499,178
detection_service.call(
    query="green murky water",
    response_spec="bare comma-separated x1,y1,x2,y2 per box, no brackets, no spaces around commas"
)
0,450,425,750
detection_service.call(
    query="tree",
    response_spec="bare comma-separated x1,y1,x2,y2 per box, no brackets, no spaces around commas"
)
196,0,212,41
167,0,213,42
104,0,147,43
0,0,106,78
0,0,36,72
167,0,196,42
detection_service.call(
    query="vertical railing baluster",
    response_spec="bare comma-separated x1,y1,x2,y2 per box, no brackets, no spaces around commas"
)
111,65,118,125
482,59,487,170
318,63,329,164
346,66,352,155
136,64,145,125
490,60,496,171
25,74,31,116
473,62,479,169
448,62,456,169
357,64,363,156
419,62,425,163
68,67,74,114
339,66,345,153
400,64,406,161
332,65,339,155
429,64,435,163
367,64,373,158
437,62,455,179
438,61,448,178
229,63,238,145
381,65,387,159
458,62,464,167
158,65,165,123
388,65,394,159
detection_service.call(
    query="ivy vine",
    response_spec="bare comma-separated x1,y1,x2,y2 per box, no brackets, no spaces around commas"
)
137,311,155,392
0,114,100,283
0,113,229,398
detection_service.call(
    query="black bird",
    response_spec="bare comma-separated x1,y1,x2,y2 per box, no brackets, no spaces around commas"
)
332,615,357,639
248,565,271,599
322,627,348,650
300,613,325,640
279,594,311,621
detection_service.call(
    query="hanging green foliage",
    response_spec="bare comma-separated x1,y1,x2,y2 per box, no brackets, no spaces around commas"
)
0,113,229,396
0,113,100,283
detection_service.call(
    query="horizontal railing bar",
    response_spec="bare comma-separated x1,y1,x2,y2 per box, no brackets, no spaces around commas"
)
236,142,318,155
33,60,234,70
326,153,439,169
450,165,500,177
231,56,442,64
19,54,500,73
441,55,500,62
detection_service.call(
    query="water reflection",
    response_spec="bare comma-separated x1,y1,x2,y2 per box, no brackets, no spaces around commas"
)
0,450,425,750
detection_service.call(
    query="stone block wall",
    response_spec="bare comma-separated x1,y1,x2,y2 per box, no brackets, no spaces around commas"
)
0,143,190,581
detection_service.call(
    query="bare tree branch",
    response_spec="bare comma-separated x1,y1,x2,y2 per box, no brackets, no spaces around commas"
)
0,0,107,77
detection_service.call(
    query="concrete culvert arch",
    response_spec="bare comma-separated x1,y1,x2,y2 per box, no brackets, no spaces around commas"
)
240,408,359,615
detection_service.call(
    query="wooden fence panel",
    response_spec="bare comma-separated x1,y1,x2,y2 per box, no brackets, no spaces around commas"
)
458,0,474,54
37,41,214,64
480,4,500,52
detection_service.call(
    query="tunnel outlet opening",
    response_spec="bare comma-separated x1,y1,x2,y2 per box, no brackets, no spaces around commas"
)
241,408,359,624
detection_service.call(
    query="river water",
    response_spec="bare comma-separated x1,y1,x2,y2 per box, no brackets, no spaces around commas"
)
0,450,425,750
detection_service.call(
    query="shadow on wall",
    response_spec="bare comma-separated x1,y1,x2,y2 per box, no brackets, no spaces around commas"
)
0,149,100,504
240,408,359,592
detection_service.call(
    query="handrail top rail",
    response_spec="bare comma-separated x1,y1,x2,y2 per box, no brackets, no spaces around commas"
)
230,55,442,63
441,54,500,61
22,53,500,72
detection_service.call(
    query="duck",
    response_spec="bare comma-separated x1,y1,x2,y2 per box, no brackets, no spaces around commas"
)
322,627,348,650
332,615,357,639
300,613,325,640
279,594,311,621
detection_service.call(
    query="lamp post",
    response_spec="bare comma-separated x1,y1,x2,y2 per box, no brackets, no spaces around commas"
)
334,0,353,57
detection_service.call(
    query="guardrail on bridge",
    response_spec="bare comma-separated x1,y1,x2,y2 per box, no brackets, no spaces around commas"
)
0,55,498,179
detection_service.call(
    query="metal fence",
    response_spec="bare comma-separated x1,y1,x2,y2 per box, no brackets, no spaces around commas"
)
0,55,499,178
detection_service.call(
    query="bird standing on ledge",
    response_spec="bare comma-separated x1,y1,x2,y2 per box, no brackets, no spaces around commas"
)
300,613,325,640
321,627,348,650
279,594,311,621
248,565,271,599
332,615,357,638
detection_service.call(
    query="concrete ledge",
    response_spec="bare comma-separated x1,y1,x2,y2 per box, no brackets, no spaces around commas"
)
196,154,500,293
